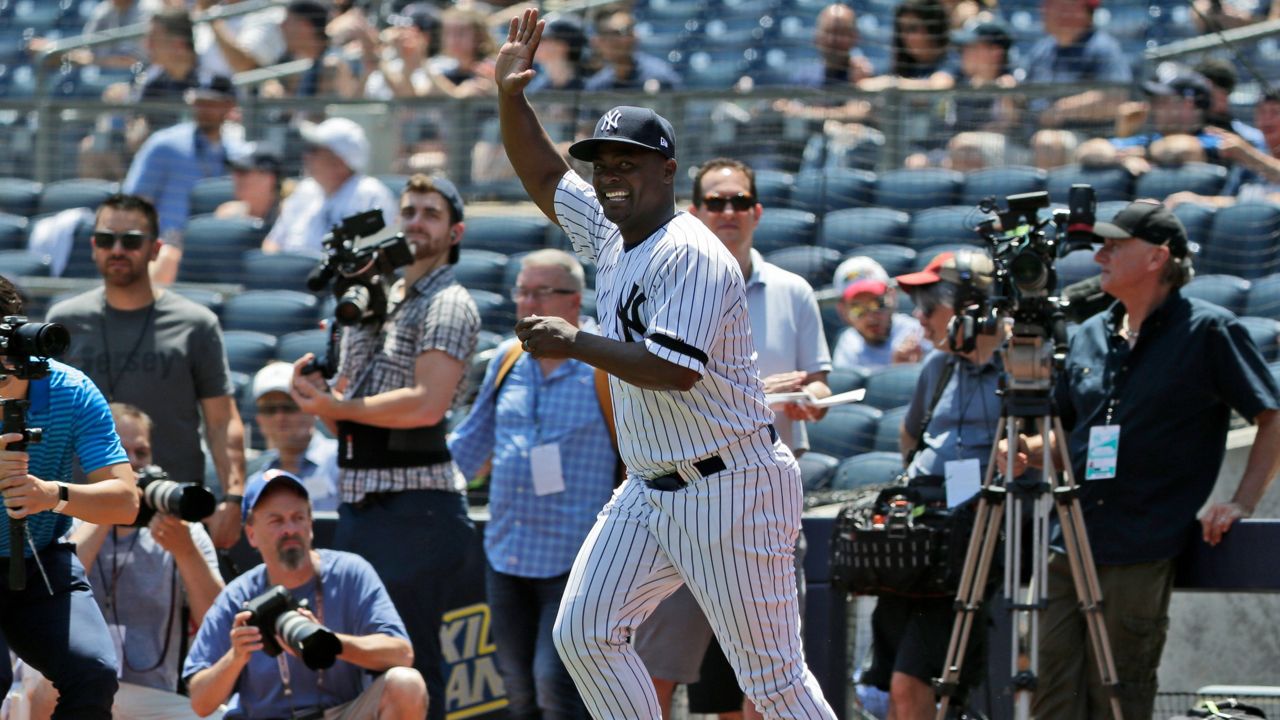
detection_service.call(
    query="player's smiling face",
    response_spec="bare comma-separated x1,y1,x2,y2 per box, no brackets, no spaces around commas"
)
590,145,676,236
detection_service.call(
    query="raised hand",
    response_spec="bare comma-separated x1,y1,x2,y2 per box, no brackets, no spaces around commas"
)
495,8,544,97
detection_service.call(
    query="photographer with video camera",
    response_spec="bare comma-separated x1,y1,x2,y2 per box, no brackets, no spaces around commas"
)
289,174,480,719
998,200,1280,720
858,250,1003,719
184,469,427,719
22,402,222,720
0,274,141,719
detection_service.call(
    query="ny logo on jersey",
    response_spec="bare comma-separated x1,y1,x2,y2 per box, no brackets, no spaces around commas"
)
600,109,622,134
616,283,647,342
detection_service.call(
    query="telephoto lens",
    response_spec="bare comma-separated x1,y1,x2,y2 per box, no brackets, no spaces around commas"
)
243,585,343,670
137,466,217,522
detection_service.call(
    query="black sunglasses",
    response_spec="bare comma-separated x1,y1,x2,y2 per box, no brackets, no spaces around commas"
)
701,193,755,213
92,230,150,250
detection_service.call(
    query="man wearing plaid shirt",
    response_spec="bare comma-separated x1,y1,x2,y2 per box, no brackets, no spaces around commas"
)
290,174,480,720
449,249,616,720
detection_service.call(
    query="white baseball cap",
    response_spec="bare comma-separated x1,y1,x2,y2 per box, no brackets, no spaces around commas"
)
252,362,295,401
300,117,369,174
832,256,889,292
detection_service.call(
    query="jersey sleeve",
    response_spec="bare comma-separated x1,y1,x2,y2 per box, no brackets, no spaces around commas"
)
642,240,733,375
553,171,607,265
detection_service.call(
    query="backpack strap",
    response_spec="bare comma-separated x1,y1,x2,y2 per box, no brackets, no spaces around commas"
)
493,341,525,393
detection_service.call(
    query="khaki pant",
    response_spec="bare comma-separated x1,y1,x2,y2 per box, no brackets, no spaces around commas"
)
1033,553,1175,720
323,673,391,720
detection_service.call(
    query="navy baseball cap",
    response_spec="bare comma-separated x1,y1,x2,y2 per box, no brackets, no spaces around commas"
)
419,175,464,222
568,106,676,162
226,142,281,174
951,19,1012,50
242,468,310,524
1142,70,1212,110
1092,200,1190,258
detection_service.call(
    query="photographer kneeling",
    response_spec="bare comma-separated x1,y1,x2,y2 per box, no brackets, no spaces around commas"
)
864,250,1002,719
183,470,427,719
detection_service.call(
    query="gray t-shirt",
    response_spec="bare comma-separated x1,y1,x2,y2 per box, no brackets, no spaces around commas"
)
48,289,234,483
88,523,219,691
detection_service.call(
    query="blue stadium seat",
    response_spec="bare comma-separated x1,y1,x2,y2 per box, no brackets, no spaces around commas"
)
1238,316,1280,361
377,174,409,199
874,168,963,212
171,287,226,318
475,329,508,355
37,178,118,216
0,212,27,250
469,288,516,335
822,305,846,350
241,249,324,292
763,245,841,287
635,16,694,56
808,404,883,458
907,206,988,250
820,207,911,254
469,178,533,203
276,328,330,364
753,208,817,254
59,214,98,279
753,169,795,210
682,49,751,88
960,166,1047,207
635,0,707,21
874,405,910,453
189,177,236,218
222,290,320,336
1096,200,1132,222
1171,202,1216,251
179,215,269,284
1056,248,1099,291
793,169,875,215
1182,274,1251,316
1046,164,1134,204
453,249,510,296
222,330,280,375
0,178,41,217
831,451,905,490
701,14,767,49
1245,273,1280,321
863,363,924,409
1134,162,1229,201
1202,202,1280,279
842,244,918,279
799,451,841,492
827,367,869,395
0,249,48,277
463,215,550,255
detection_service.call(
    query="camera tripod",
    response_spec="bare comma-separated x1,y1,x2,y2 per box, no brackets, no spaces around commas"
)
932,335,1123,720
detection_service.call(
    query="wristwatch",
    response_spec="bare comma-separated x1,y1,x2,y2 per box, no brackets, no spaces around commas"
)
52,481,70,514
224,493,244,506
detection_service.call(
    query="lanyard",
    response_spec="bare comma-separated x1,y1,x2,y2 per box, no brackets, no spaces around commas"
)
99,300,157,400
276,572,326,706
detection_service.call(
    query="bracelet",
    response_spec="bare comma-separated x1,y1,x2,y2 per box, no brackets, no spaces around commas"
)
223,494,244,505
52,481,70,514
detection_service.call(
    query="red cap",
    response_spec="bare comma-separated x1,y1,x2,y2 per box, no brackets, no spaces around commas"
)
895,252,954,288
1084,0,1100,9
842,279,889,302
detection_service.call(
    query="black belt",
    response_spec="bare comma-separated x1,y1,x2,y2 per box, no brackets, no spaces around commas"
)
642,425,777,492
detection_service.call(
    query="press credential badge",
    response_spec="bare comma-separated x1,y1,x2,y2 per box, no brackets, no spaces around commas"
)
1086,425,1120,480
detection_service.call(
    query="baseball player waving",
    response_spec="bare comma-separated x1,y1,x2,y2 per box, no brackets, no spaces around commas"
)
496,9,837,720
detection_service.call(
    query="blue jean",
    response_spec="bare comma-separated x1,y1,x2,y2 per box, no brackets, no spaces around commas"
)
1,543,118,719
485,566,587,720
334,489,475,720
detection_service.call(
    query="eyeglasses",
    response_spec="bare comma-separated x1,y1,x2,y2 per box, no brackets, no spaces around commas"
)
597,25,634,37
256,403,301,416
92,230,150,250
847,297,890,320
701,193,755,213
511,287,578,302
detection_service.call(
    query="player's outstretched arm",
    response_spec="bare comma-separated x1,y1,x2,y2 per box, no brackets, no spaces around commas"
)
515,316,700,391
497,8,571,223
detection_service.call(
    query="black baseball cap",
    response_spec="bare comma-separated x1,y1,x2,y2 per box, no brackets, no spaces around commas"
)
226,142,281,174
388,3,439,35
1092,200,1190,258
568,106,676,162
286,0,329,37
1142,70,1212,110
185,73,235,102
951,19,1012,50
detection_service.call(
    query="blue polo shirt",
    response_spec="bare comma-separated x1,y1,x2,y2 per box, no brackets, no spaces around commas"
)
904,351,1002,482
123,122,236,238
0,360,128,557
1054,292,1280,564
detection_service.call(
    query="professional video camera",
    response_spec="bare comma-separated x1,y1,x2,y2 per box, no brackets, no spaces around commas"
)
133,465,217,526
242,584,343,670
306,209,414,327
0,315,69,380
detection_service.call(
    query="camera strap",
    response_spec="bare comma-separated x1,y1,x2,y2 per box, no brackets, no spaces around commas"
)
277,571,326,706
905,358,957,466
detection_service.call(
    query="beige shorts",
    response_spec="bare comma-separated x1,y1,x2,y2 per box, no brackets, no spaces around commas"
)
322,673,391,720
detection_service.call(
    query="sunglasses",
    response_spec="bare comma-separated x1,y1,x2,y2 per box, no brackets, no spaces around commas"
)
701,193,755,213
847,297,890,319
510,287,578,302
256,403,301,416
92,230,150,251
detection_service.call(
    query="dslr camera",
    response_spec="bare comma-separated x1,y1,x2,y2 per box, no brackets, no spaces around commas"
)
306,209,414,327
134,465,217,526
242,584,343,670
0,315,69,380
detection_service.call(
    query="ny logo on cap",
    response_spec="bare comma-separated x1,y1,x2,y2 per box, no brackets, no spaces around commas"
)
601,109,622,133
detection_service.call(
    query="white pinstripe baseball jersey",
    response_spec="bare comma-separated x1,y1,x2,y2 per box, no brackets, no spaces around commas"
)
553,170,775,477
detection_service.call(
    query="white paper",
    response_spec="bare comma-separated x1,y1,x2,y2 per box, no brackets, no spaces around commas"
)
944,458,982,508
765,388,866,411
1085,425,1120,481
530,444,566,496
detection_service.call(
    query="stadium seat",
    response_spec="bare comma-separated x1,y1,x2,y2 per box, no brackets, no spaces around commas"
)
798,451,841,492
907,205,988,250
179,215,269,284
463,215,550,255
874,405,910,453
753,169,795,210
792,168,875,215
874,168,963,212
1056,248,1099,291
1182,274,1251,316
807,404,883,458
276,328,330,364
827,367,869,395
1134,162,1229,201
683,49,752,88
763,245,841,287
37,179,118,216
831,451,905,491
753,208,817,254
840,243,918,279
1245,273,1280,321
1202,202,1280,279
475,329,508,355
959,166,1047,207
1171,202,1216,251
453,249,510,296
863,363,924,409
0,213,27,250
469,178,534,203
469,288,516,335
461,348,499,406
0,249,49,277
635,16,693,56
171,287,226,317
189,177,236,218
58,215,98,279
820,207,911,254
222,330,280,375
702,14,767,49
221,290,320,336
1096,200,1133,222
377,174,409,199
241,249,324,292
636,0,707,21
1238,316,1280,361
0,178,41,217
1046,164,1134,204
